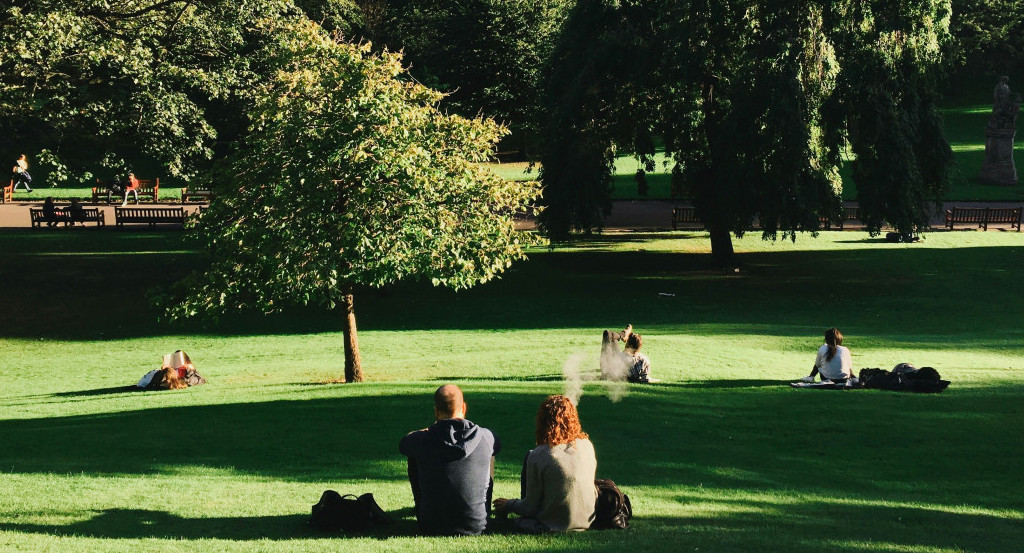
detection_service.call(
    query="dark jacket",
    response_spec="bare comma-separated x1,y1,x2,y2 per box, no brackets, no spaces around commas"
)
399,418,500,535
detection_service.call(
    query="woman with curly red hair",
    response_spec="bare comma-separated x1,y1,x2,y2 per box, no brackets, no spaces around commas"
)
493,395,598,532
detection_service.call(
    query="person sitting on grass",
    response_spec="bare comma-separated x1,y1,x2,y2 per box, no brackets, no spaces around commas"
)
399,384,501,536
493,394,598,533
801,327,854,383
137,350,207,390
600,324,655,383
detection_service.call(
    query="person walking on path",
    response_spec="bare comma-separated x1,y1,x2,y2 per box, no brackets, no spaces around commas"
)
11,154,33,192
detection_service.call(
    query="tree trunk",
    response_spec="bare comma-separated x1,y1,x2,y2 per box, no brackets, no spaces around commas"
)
708,225,735,267
341,287,363,383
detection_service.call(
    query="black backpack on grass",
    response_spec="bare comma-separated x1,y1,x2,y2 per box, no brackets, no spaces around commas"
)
309,490,392,533
591,479,632,530
859,364,949,393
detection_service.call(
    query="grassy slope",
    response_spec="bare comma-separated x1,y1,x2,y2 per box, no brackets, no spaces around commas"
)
0,231,1022,552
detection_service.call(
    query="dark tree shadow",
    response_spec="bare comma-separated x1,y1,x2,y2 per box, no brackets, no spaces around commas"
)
662,379,793,389
429,375,565,382
51,386,140,398
0,509,414,541
2,232,1024,342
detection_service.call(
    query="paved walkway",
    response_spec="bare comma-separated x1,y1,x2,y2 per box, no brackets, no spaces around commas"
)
0,201,204,229
1,198,1021,231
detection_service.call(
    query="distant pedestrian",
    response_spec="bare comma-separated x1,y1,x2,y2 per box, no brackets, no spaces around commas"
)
12,154,33,192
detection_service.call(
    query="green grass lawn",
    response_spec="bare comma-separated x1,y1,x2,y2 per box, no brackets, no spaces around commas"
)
7,186,186,203
0,230,1022,552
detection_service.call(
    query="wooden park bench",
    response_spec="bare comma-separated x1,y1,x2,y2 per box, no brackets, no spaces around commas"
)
672,206,702,230
180,186,215,203
672,206,766,230
1,182,12,203
30,206,105,228
821,207,860,230
114,206,186,229
92,178,160,204
945,206,1022,231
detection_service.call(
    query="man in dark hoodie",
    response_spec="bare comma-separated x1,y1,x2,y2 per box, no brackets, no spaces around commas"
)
400,384,501,535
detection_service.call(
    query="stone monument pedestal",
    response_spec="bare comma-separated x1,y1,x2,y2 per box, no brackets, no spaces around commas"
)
979,127,1018,186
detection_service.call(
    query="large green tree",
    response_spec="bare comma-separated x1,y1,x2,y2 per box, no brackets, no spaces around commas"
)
0,0,306,182
173,21,541,382
539,0,954,265
380,0,570,156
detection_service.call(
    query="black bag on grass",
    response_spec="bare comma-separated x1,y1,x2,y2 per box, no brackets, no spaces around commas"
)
859,365,949,393
309,490,392,532
590,479,632,530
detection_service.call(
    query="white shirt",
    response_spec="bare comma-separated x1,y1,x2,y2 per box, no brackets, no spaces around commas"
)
814,344,852,380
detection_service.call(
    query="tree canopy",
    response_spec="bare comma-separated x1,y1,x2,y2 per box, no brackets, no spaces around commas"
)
172,20,541,381
538,0,954,264
0,0,308,181
379,0,570,156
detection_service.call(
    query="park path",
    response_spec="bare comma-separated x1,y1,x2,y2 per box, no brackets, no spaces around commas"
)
0,202,204,229
1,198,1021,231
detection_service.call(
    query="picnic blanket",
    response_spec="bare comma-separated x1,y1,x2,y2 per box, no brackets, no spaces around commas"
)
790,364,950,393
789,380,859,390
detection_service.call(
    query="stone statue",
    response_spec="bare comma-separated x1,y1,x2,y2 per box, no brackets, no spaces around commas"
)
979,76,1020,186
987,76,1021,130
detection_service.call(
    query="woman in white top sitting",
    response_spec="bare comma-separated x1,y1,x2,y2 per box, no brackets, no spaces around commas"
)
802,327,853,383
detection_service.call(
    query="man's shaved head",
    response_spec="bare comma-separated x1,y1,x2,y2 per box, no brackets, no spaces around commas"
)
434,384,465,419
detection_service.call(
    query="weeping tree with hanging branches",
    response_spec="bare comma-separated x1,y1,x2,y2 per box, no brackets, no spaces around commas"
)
539,0,953,266
169,20,541,382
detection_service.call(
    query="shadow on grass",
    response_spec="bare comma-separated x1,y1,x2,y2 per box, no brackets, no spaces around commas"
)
3,232,1024,351
642,497,1022,553
0,501,1018,552
665,379,792,389
429,375,564,382
0,385,1021,550
1,386,1021,498
0,509,415,541
51,386,140,398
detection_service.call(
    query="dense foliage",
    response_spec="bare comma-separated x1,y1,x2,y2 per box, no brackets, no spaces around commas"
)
0,0,308,182
539,0,955,264
379,0,570,156
173,21,541,381
950,0,1024,83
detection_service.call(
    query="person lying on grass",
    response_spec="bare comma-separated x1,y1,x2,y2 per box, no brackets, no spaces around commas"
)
493,394,598,533
136,350,207,390
600,324,656,383
399,384,501,536
801,327,855,384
